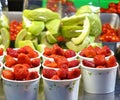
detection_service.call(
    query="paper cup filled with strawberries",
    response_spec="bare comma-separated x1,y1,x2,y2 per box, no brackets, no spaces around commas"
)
42,67,81,100
81,52,118,94
1,64,40,100
4,46,41,73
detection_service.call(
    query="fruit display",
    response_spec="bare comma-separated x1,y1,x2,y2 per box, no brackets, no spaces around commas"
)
99,23,120,42
45,0,76,16
100,2,120,13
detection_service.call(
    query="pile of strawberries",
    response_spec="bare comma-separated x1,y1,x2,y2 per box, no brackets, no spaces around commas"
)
82,55,117,68
43,44,76,59
2,64,39,80
79,45,112,58
44,59,80,68
5,46,40,68
42,68,80,80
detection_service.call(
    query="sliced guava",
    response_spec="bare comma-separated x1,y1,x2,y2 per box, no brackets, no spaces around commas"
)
0,28,10,49
71,16,90,45
46,19,61,35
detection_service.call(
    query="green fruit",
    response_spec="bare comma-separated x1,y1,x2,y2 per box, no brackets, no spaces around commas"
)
23,8,60,22
0,28,10,49
61,25,83,38
18,40,35,50
40,32,53,48
37,44,46,52
61,14,86,26
28,21,45,36
46,19,60,35
66,36,90,52
76,5,92,15
24,32,34,40
87,13,102,37
15,29,28,48
0,14,9,29
32,38,38,49
46,31,57,44
71,16,90,45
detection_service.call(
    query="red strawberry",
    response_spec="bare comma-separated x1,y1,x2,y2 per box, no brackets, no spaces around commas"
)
2,70,15,80
0,48,3,56
31,58,40,67
106,55,117,67
13,64,29,80
68,68,81,79
6,48,18,58
52,44,64,56
43,47,53,56
44,61,57,68
5,55,17,67
94,55,106,66
64,49,76,58
42,68,57,79
82,60,95,68
57,68,68,79
17,53,31,65
68,60,80,68
58,63,68,69
51,75,60,80
26,71,39,80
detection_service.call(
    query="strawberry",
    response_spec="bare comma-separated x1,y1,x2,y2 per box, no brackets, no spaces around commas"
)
17,48,28,54
43,47,53,56
64,49,76,58
106,55,117,67
0,48,3,56
82,60,95,68
31,58,40,67
58,63,68,69
57,68,68,79
68,60,80,68
6,48,18,58
22,46,39,58
94,55,106,66
2,70,15,80
26,71,39,80
5,55,17,67
51,75,60,80
52,44,64,56
13,64,29,80
17,53,31,65
44,61,57,68
42,68,57,79
67,68,81,79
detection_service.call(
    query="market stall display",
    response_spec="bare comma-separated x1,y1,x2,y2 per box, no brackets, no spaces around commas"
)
0,1,120,100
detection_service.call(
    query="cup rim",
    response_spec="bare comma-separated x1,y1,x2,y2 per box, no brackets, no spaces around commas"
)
42,74,81,82
81,62,119,71
1,74,41,83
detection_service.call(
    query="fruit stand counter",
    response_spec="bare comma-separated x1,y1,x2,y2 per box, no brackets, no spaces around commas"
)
1,78,120,100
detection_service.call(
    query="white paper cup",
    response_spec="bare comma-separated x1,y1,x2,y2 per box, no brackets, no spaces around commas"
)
2,74,41,100
81,62,118,94
42,75,81,100
0,62,3,79
0,51,6,62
